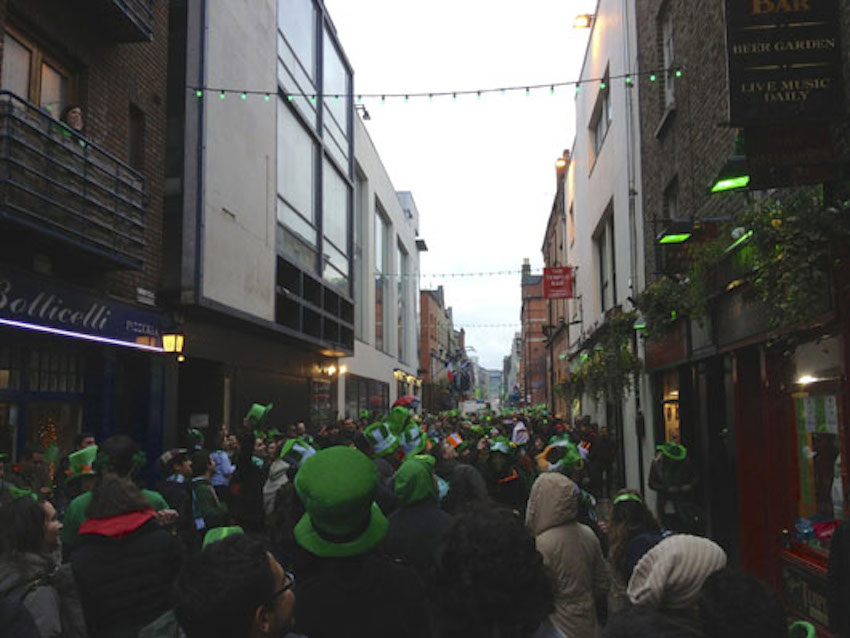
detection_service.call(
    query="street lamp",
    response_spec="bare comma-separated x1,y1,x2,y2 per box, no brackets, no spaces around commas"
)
573,13,594,29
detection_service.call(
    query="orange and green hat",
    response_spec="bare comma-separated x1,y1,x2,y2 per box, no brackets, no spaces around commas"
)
67,445,98,481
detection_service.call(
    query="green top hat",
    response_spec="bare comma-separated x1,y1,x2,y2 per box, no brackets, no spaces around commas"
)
280,437,316,467
394,455,437,506
245,402,274,428
187,428,205,449
67,445,98,481
364,422,399,458
489,436,514,456
788,621,815,638
202,525,245,549
399,423,427,458
386,406,412,436
657,441,687,461
294,446,389,558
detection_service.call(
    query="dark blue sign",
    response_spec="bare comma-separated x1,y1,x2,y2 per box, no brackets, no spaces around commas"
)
0,266,174,347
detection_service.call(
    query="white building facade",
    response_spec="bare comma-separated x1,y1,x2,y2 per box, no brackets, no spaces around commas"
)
336,117,424,419
564,0,656,500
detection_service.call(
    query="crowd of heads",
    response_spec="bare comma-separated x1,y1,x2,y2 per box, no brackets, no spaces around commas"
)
0,402,812,638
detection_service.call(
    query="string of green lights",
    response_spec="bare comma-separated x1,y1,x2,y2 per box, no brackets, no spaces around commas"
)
188,66,683,102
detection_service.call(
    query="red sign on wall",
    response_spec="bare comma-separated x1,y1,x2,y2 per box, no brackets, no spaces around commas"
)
543,266,574,299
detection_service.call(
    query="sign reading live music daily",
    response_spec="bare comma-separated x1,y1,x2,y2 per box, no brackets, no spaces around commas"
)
725,0,845,125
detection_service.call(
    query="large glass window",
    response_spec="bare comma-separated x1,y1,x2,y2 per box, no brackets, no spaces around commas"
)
278,100,316,245
353,170,367,340
397,242,408,362
278,0,315,79
375,207,389,352
323,158,349,253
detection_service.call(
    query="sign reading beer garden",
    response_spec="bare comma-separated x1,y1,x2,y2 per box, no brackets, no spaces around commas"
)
725,0,845,125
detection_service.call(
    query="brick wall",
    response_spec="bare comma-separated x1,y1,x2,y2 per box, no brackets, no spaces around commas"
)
0,0,169,306
521,276,548,405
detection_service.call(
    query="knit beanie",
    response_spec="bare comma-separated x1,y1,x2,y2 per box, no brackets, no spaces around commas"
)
627,534,727,611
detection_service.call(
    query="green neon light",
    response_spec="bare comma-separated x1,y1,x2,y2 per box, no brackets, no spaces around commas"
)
658,233,692,244
711,175,750,193
633,320,647,331
726,229,754,253
195,90,203,98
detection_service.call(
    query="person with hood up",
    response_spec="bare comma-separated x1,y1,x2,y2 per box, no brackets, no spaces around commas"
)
627,534,726,632
384,454,454,576
526,472,609,638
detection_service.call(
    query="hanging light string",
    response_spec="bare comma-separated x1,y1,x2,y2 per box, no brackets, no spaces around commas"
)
376,268,552,278
188,66,682,102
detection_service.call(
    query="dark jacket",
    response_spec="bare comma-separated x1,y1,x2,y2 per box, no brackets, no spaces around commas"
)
0,552,88,638
385,461,454,577
294,548,428,638
70,510,182,638
0,597,40,638
829,520,850,636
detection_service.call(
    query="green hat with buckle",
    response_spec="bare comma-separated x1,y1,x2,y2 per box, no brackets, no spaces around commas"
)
67,445,98,481
489,436,514,455
364,422,399,458
202,525,245,549
657,441,687,461
294,446,389,558
279,437,316,467
245,402,274,428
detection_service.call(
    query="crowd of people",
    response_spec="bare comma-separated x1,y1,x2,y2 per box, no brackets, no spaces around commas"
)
0,404,816,637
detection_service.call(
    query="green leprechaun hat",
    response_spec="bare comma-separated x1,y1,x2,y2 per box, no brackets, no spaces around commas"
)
489,436,514,456
547,439,583,470
364,422,399,458
657,441,687,461
399,423,427,458
279,437,316,467
386,406,412,436
67,445,98,481
202,525,245,549
294,446,389,558
245,402,274,428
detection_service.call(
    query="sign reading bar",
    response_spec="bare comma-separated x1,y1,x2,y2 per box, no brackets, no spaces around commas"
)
725,0,845,125
543,266,574,299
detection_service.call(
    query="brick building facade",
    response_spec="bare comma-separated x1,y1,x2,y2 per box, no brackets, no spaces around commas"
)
520,260,547,406
0,0,175,473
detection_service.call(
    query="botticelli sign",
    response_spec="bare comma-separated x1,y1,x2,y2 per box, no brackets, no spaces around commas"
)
0,266,173,348
725,0,845,125
543,267,574,299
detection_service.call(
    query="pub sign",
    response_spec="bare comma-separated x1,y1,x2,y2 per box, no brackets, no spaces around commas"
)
725,0,845,125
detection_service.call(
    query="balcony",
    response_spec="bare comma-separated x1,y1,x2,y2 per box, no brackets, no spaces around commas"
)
0,92,146,270
82,0,155,42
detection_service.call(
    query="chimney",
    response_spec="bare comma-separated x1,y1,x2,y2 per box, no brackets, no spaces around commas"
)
522,258,531,278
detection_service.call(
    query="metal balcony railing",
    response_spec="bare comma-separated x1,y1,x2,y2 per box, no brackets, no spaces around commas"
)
83,0,155,42
0,91,146,269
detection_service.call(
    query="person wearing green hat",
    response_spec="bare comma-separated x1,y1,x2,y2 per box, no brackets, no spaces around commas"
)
476,436,529,515
64,444,99,502
243,402,274,429
384,454,453,576
649,440,700,533
363,421,401,464
292,446,428,638
398,423,428,459
201,525,244,550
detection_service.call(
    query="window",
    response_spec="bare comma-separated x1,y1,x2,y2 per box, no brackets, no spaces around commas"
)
397,242,408,362
661,8,676,108
322,157,350,288
353,169,367,340
278,0,315,79
1,29,73,116
595,213,616,312
323,29,351,167
278,100,317,247
588,70,611,163
658,178,680,273
128,104,146,171
375,206,389,352
662,370,680,443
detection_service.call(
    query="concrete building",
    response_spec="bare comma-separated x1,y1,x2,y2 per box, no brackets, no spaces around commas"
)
542,152,571,418
562,0,648,494
337,117,423,419
165,0,356,434
0,0,174,473
520,259,547,406
503,332,522,405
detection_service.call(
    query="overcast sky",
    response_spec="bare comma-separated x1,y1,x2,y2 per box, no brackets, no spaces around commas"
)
324,0,595,369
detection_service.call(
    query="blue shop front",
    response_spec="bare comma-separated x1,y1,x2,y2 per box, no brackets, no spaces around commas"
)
0,266,177,481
